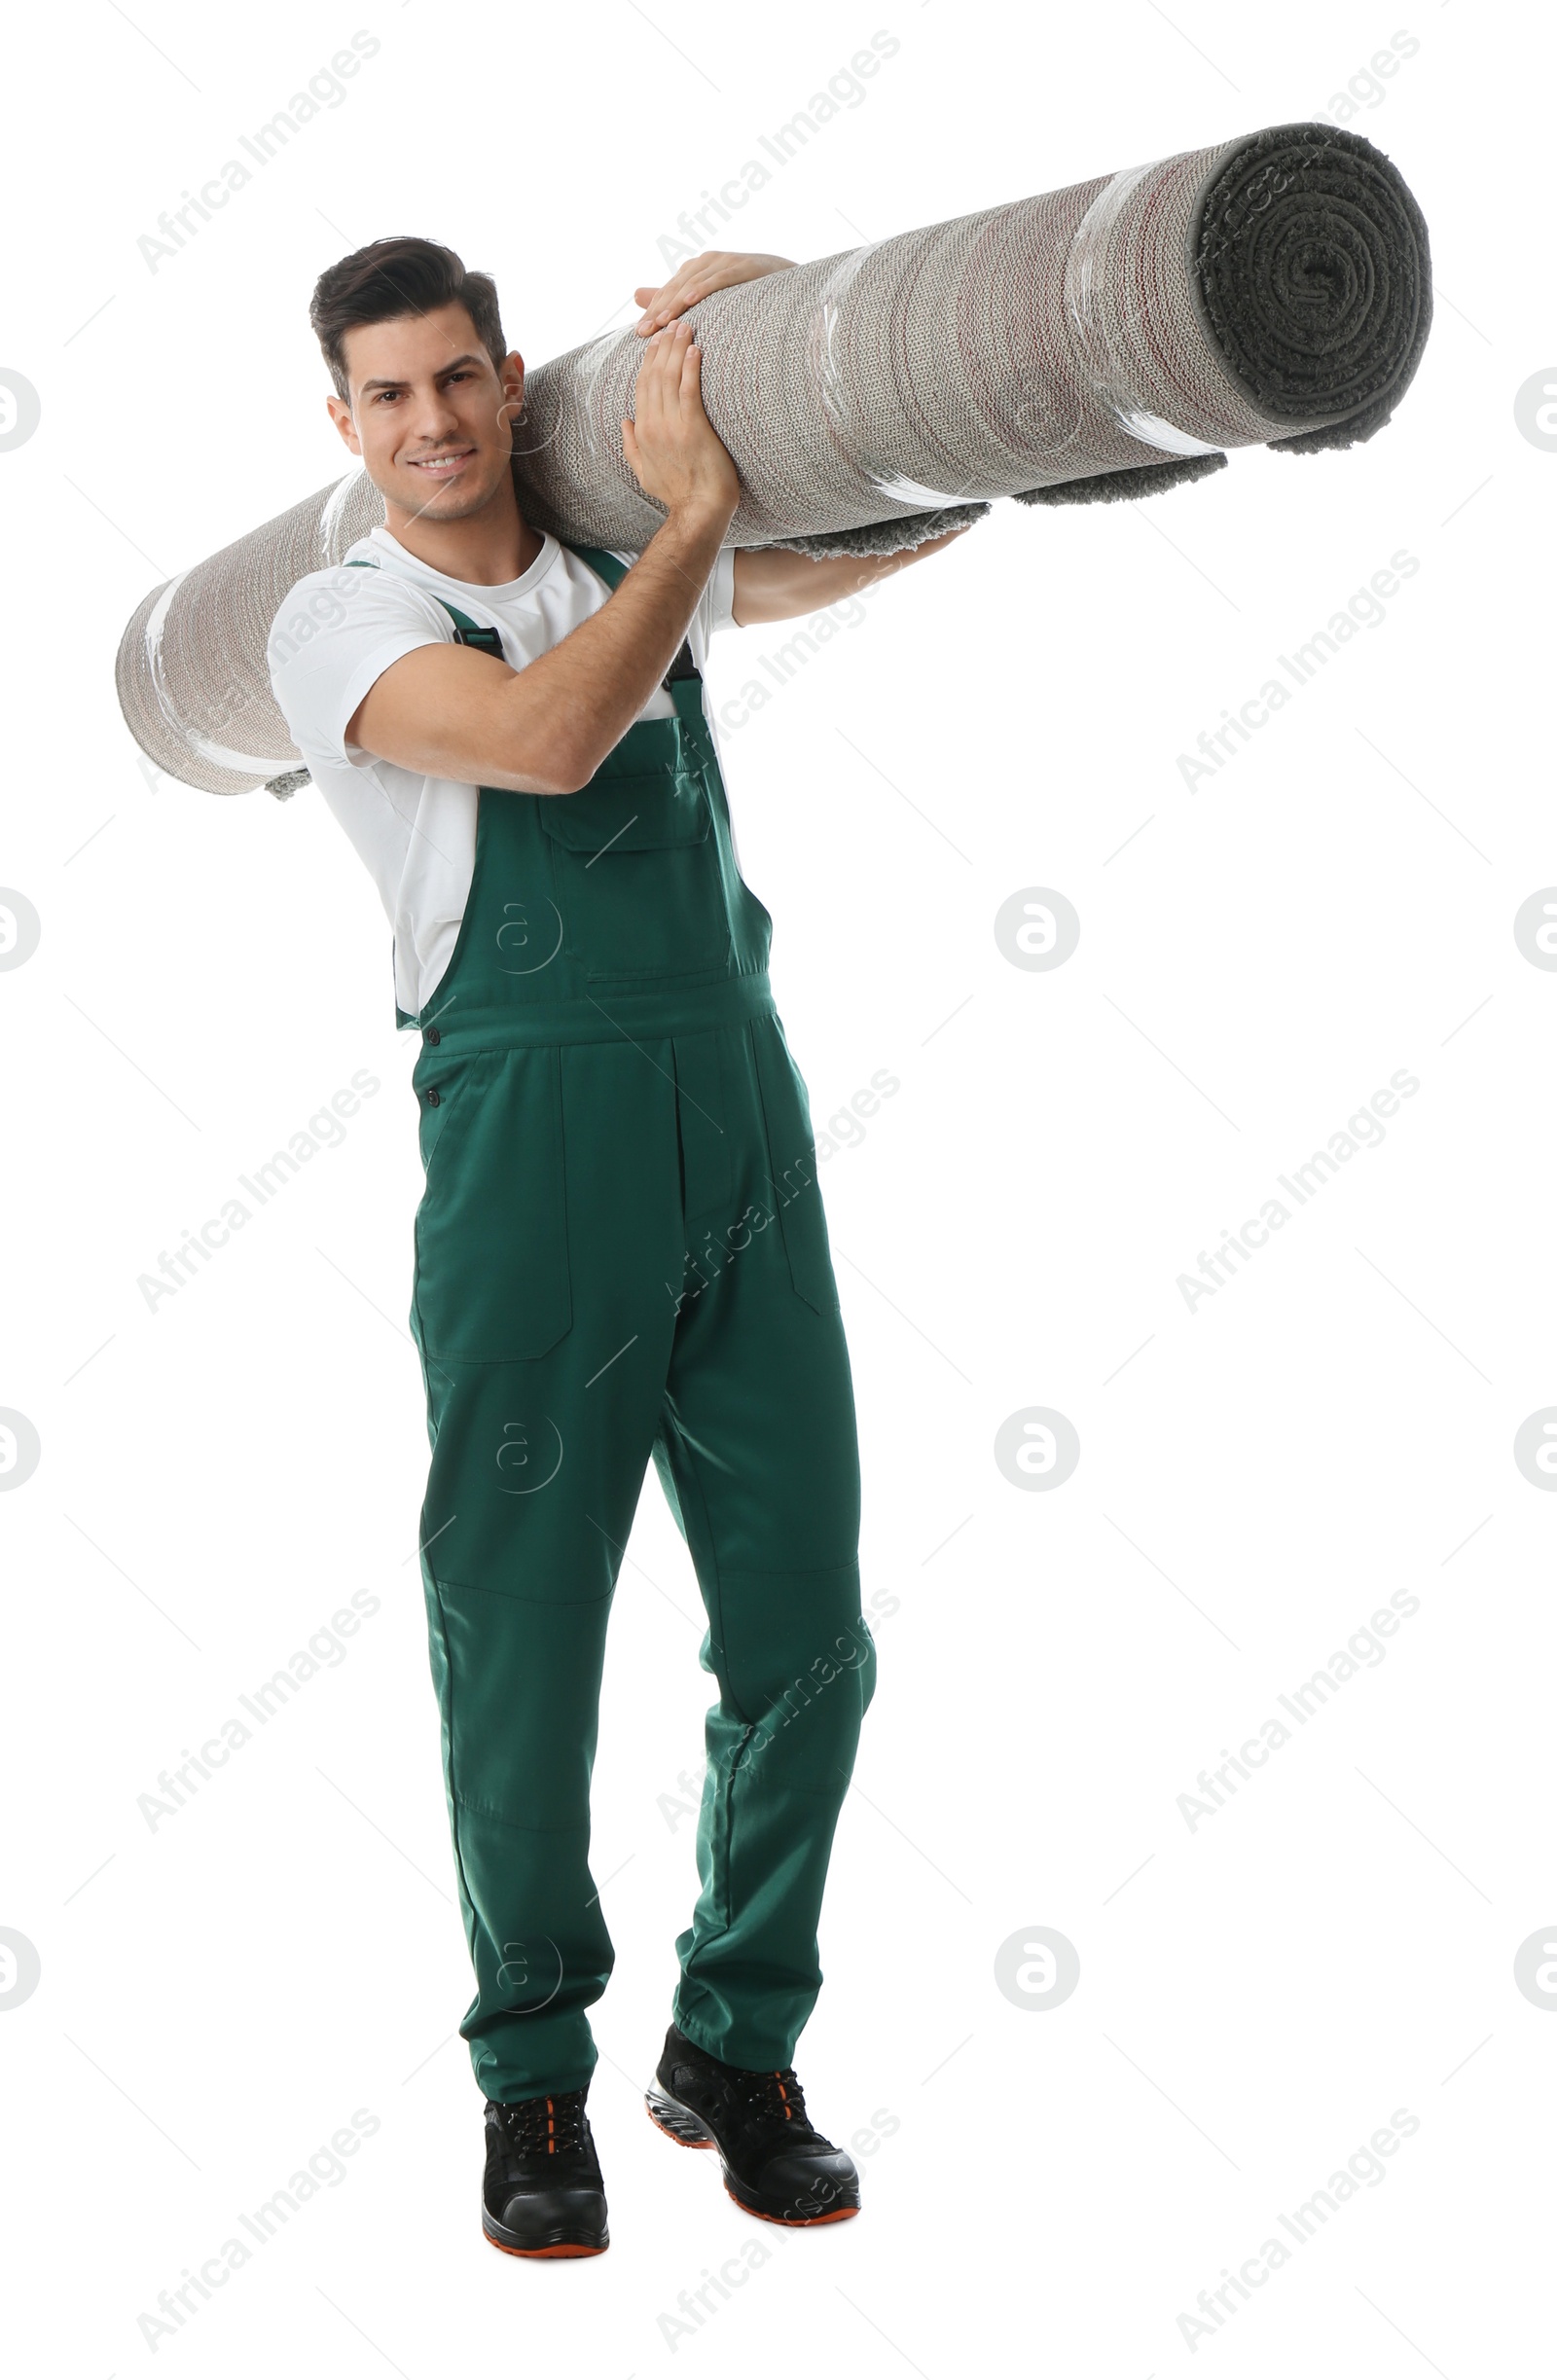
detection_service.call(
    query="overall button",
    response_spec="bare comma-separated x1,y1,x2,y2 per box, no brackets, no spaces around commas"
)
424,1026,442,1045
425,1087,441,1106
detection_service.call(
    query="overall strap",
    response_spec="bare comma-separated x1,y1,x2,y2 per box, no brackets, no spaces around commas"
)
561,540,700,686
344,556,502,654
563,542,629,592
438,602,502,656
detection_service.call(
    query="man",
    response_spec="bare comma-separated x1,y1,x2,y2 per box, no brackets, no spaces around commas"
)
267,236,965,2258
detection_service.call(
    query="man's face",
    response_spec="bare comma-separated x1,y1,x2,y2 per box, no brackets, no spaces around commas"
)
327,301,524,524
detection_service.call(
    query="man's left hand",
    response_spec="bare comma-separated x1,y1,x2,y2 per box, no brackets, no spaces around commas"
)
633,252,796,335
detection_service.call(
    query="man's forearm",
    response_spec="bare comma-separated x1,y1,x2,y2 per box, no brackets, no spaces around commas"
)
732,523,970,627
511,507,730,790
346,512,731,796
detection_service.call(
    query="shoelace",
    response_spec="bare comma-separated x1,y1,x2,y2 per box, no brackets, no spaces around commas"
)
493,2089,589,2157
732,2067,811,2130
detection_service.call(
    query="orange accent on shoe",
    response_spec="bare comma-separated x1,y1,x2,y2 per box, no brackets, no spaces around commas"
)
486,2233,606,2259
775,2074,792,2119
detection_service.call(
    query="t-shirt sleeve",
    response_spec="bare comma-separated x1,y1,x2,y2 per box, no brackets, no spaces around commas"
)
706,546,738,635
267,567,455,772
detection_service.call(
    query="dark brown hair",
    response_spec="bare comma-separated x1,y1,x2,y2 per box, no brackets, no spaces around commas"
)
309,236,507,397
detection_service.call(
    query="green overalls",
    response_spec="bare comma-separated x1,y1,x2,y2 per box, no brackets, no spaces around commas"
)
392,544,875,2104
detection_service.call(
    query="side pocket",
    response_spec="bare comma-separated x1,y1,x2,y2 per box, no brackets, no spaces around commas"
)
749,1018,840,1317
416,1060,461,1178
412,1046,573,1361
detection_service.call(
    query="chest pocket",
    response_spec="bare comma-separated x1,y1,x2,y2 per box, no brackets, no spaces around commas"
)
537,721,731,982
538,765,710,852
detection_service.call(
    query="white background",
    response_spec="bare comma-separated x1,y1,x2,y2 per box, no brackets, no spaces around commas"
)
2,0,1551,2370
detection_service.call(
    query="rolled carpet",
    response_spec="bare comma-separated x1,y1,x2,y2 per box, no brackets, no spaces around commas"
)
117,121,1429,795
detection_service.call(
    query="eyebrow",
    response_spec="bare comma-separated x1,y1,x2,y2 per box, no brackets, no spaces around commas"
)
356,352,489,394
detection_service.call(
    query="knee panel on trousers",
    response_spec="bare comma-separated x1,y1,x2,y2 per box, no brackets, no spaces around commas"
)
426,1579,610,1830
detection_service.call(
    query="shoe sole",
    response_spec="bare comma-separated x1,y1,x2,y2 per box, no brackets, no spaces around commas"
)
482,2212,608,2259
644,2085,860,2226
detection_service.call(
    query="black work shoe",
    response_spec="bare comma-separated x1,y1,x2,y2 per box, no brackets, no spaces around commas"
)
645,2024,860,2225
482,2089,609,2258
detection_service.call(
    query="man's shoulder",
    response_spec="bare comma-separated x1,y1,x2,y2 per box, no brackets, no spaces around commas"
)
267,545,453,662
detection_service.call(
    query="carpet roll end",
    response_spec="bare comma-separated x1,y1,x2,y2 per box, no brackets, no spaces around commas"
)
1190,122,1432,443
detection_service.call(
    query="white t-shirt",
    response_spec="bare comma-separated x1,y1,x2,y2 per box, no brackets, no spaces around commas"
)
267,524,740,1015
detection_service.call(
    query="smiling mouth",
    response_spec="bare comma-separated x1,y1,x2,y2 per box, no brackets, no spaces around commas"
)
406,448,476,477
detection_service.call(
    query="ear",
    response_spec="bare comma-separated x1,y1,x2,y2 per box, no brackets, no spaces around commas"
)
499,350,525,419
326,393,362,457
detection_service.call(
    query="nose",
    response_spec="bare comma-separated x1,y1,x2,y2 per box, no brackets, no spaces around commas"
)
405,385,467,448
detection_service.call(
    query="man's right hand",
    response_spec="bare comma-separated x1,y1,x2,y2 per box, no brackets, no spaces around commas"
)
621,319,740,527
